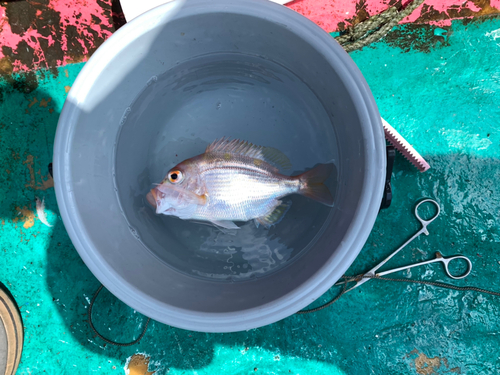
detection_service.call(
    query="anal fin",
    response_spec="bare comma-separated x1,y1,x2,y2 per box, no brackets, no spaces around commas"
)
255,201,291,228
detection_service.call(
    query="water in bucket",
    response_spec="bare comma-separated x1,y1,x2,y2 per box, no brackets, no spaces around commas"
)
114,52,338,282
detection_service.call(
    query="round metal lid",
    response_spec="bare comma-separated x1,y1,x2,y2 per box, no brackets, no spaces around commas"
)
0,284,23,375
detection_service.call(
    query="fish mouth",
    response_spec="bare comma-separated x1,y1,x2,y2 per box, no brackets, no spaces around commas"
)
146,189,157,208
147,188,176,214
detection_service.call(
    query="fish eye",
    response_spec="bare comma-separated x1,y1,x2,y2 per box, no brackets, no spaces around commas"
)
168,170,183,183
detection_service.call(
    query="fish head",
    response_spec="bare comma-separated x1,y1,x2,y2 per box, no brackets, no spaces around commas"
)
146,159,206,218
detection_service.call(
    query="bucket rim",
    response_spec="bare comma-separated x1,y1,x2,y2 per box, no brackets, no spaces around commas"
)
54,0,386,332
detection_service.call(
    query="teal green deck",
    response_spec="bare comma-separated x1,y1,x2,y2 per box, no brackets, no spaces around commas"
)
1,18,500,374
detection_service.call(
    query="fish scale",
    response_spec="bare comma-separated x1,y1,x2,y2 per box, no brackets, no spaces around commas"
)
196,167,297,222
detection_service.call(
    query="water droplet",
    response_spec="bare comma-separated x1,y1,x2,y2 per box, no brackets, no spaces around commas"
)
128,226,140,239
146,76,158,86
216,102,222,110
120,107,131,125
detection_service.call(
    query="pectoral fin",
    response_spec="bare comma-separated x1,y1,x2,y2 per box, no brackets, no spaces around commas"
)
211,220,240,230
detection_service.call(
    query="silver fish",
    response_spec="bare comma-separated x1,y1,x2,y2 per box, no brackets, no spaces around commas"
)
147,138,334,229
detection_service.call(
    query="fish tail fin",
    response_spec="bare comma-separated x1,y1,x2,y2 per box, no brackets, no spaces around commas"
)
297,163,334,207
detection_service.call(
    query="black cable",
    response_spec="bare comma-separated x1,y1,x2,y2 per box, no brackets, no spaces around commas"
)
88,285,150,346
296,274,500,314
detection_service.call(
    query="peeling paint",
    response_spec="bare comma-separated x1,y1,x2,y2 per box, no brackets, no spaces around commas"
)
38,97,51,107
406,349,460,375
414,352,442,375
0,0,498,77
23,154,54,190
408,0,500,26
23,154,36,189
286,0,500,32
36,168,54,190
14,205,35,229
28,96,38,108
0,0,114,74
124,354,156,375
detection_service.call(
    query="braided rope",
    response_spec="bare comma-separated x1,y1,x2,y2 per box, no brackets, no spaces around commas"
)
336,0,426,52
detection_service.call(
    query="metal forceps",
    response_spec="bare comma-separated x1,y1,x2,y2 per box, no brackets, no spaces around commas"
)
337,199,472,293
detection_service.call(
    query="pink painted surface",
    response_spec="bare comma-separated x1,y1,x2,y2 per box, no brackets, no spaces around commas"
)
287,0,358,31
48,0,113,58
0,0,113,72
0,0,499,73
287,0,500,31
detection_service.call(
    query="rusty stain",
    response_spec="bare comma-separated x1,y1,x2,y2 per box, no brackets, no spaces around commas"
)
49,108,54,113
23,154,36,189
36,168,54,190
64,85,71,93
0,56,13,75
415,352,441,375
23,155,54,190
15,206,35,229
64,69,69,77
126,354,156,375
406,348,419,358
28,97,38,108
39,97,52,107
407,349,450,375
64,54,87,65
5,169,11,174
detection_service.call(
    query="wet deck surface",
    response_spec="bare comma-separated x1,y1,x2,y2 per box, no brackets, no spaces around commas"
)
1,1,500,374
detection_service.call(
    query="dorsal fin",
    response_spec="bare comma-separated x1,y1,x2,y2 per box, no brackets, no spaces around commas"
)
205,138,291,170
